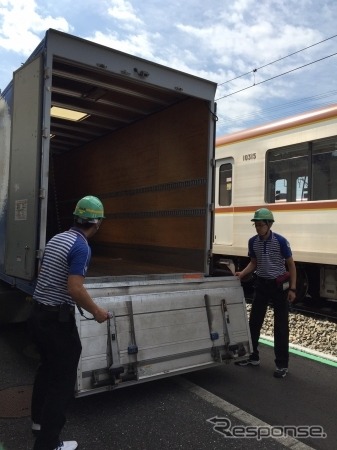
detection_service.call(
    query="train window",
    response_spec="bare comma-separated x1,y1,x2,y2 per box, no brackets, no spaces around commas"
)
312,137,337,200
267,143,308,203
275,179,287,202
266,135,337,202
296,176,308,201
219,163,232,206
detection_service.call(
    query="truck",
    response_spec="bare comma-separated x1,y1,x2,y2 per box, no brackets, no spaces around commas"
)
0,29,251,396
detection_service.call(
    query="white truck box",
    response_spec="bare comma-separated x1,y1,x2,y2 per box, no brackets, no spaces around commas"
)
0,29,252,391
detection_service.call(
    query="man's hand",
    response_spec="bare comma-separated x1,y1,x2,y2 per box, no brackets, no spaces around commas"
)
93,306,109,323
287,290,296,303
68,275,109,323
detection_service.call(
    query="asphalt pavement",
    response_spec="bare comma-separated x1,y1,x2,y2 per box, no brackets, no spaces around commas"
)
1,322,334,450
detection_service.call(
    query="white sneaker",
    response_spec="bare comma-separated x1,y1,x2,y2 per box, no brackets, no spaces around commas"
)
54,441,78,450
32,422,41,431
32,422,41,436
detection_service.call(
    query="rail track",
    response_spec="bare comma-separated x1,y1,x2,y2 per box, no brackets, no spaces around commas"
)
244,299,337,360
290,299,337,323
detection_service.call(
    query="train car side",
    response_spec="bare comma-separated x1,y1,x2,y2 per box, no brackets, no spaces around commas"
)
213,104,337,301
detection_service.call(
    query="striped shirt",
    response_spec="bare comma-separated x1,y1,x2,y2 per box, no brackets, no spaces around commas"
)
33,228,91,306
248,231,292,279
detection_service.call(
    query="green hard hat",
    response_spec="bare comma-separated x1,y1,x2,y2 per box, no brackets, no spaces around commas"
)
73,195,105,221
251,208,274,222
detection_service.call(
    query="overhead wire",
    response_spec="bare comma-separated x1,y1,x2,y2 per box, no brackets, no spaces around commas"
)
217,33,337,87
215,51,337,100
216,100,337,131
213,33,337,133
218,90,337,125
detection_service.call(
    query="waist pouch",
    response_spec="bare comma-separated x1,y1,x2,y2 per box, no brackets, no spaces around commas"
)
275,272,290,290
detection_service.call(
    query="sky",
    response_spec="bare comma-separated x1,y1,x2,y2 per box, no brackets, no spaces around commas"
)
1,0,337,136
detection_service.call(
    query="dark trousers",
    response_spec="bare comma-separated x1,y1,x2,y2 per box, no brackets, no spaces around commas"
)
28,309,82,450
249,278,289,368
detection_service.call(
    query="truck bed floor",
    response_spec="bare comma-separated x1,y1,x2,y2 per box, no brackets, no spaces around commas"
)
87,256,196,277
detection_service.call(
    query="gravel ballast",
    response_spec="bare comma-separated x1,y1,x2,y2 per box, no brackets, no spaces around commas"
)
246,304,337,358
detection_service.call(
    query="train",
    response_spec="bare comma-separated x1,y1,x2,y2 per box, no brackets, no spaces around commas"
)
212,103,337,303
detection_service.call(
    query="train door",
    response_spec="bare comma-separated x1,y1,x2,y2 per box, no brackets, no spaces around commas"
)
4,55,43,280
214,158,234,245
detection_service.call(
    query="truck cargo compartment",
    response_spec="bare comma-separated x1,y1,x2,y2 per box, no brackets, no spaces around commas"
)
1,29,216,282
50,96,211,277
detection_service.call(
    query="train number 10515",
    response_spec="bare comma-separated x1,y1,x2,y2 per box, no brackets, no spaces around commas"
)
243,153,256,161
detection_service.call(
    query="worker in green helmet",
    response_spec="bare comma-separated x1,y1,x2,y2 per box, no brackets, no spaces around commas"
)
235,208,297,379
28,195,109,450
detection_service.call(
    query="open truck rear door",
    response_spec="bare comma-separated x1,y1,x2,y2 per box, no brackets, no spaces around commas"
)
5,55,43,280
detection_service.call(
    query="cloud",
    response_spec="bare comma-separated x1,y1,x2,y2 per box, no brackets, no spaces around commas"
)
107,0,143,25
0,0,69,55
1,0,337,134
176,18,323,70
87,29,160,61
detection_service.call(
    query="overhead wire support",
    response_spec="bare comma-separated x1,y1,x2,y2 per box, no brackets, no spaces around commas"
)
217,33,337,87
216,51,337,100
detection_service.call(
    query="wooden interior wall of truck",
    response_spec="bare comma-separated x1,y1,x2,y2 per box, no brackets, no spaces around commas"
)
49,97,212,276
